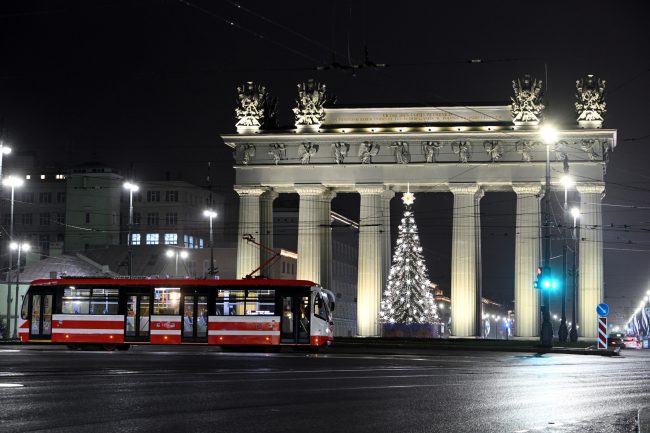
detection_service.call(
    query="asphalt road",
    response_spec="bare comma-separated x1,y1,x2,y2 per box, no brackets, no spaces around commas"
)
0,344,647,433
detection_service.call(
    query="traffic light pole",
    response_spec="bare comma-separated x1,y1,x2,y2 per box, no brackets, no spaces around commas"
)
540,144,554,347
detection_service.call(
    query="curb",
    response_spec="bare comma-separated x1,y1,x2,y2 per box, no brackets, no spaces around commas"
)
329,342,620,357
639,407,650,433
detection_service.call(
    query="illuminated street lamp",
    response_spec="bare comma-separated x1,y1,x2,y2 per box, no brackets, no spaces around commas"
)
9,242,29,339
166,249,189,277
123,182,139,277
3,175,23,340
0,142,11,181
203,209,217,277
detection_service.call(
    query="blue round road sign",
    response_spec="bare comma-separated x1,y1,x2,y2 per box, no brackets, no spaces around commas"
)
597,303,609,317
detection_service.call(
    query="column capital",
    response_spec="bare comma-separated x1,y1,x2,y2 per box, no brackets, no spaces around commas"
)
355,183,386,195
512,183,543,195
576,182,605,194
381,189,396,201
234,185,267,197
294,183,328,196
260,189,279,202
448,183,480,195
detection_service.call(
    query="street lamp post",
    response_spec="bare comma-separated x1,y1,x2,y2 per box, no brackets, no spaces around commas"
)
166,249,189,277
569,207,580,342
3,175,23,340
540,126,557,347
123,182,139,278
10,242,29,339
559,175,574,342
203,209,217,277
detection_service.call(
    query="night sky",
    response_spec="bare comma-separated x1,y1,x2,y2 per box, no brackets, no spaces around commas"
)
1,1,649,324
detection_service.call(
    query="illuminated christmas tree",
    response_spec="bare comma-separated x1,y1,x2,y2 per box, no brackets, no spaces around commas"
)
380,191,438,324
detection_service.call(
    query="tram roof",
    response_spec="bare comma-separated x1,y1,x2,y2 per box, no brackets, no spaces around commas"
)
29,278,319,287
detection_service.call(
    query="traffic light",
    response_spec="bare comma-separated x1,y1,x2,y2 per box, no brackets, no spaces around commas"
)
534,267,559,291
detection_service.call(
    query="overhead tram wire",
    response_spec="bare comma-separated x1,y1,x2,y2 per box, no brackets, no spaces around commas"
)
176,0,322,65
223,0,345,62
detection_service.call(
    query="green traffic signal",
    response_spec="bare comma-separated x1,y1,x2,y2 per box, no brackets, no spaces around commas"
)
534,268,559,291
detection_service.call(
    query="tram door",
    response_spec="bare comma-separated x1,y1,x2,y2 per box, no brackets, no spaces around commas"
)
125,294,150,341
182,292,208,342
280,294,310,344
29,290,54,340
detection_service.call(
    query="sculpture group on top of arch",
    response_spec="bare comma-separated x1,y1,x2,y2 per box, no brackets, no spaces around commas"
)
232,74,609,164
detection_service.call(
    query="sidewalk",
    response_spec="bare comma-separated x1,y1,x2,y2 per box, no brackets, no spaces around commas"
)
329,337,620,356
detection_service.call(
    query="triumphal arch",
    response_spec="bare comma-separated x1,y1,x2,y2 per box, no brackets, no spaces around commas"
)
221,75,614,339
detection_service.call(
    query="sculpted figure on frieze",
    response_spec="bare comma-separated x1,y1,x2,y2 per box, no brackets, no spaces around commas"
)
298,142,319,164
483,140,503,162
359,142,380,164
332,142,350,164
235,81,275,128
510,74,545,124
515,140,538,162
234,143,256,165
391,141,410,164
452,141,471,163
575,75,606,125
580,139,603,161
421,141,442,163
293,79,336,127
268,143,286,165
553,140,569,161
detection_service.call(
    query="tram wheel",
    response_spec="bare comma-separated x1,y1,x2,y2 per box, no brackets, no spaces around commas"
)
102,344,117,351
66,344,80,350
116,344,131,351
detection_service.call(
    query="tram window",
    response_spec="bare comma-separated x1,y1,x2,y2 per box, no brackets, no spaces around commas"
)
314,294,324,320
62,286,91,314
90,288,119,315
215,289,244,315
21,295,29,319
153,287,181,315
245,290,275,315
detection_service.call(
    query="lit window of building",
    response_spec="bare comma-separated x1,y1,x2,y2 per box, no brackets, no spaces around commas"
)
146,233,159,245
164,233,178,245
131,234,141,245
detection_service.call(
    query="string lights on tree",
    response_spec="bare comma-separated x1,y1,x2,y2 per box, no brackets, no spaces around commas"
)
380,190,438,325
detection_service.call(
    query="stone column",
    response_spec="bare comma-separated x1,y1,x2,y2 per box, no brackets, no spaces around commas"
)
512,183,543,338
320,190,337,290
449,183,481,337
356,184,386,337
577,183,605,340
235,186,266,279
381,190,395,296
295,184,328,284
259,189,279,272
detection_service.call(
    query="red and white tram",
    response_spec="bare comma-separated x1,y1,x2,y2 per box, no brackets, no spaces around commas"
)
19,278,335,350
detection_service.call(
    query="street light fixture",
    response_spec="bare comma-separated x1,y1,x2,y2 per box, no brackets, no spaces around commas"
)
9,242,29,339
123,182,139,277
3,175,23,340
0,142,12,181
203,209,217,277
166,249,189,277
